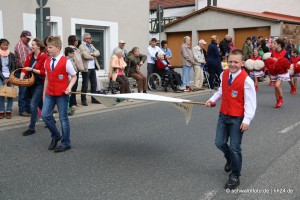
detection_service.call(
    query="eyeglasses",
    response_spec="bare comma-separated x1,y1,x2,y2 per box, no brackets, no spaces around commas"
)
86,38,92,39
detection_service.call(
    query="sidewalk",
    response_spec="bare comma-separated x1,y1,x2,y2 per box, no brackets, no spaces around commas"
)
0,88,211,129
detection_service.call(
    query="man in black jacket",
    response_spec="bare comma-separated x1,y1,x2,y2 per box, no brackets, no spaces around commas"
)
219,35,231,57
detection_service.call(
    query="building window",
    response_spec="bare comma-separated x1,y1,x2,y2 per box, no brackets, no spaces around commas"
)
71,18,118,76
0,10,3,38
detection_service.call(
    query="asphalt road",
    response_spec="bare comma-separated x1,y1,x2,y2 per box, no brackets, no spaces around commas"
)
0,83,299,200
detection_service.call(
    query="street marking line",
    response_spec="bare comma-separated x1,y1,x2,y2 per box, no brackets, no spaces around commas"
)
200,190,218,200
279,121,300,134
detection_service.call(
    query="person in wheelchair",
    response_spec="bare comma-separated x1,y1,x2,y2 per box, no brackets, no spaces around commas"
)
156,52,183,91
108,49,130,94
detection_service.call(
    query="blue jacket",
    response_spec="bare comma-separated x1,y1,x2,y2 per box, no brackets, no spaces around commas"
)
206,43,221,71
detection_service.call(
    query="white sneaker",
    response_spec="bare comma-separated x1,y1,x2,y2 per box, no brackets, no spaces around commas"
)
178,86,185,91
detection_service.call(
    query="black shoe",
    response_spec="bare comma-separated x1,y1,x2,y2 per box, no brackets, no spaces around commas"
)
48,136,62,150
82,102,88,106
22,129,35,136
20,112,31,117
224,161,232,173
54,145,71,153
224,177,240,190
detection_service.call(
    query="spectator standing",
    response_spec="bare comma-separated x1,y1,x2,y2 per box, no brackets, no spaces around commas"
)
20,38,48,136
242,37,253,60
181,36,194,92
108,49,129,94
42,36,77,153
0,39,16,119
113,40,127,58
14,30,32,116
126,47,147,93
286,39,294,55
147,38,163,80
160,40,172,62
192,39,207,91
67,35,84,107
79,33,101,106
219,35,231,57
206,35,222,90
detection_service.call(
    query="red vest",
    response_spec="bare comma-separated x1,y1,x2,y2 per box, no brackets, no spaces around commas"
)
45,56,68,96
272,49,287,60
250,55,262,61
220,69,248,117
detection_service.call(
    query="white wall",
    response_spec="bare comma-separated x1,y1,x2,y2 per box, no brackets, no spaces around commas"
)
197,0,300,16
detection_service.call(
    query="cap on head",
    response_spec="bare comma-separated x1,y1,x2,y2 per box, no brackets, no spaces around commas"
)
119,40,126,44
199,39,207,45
21,30,32,39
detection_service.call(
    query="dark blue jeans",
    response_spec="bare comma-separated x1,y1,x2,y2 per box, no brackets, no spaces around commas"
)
16,71,31,113
28,84,43,130
215,113,244,178
42,94,70,147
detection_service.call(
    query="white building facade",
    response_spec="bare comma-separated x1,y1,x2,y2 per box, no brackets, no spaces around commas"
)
196,0,300,17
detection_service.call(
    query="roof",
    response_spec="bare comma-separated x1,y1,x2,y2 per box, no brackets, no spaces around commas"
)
150,0,195,10
149,6,195,19
164,6,300,28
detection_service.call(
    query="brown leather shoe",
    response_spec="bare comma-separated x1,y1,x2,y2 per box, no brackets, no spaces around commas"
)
0,112,4,119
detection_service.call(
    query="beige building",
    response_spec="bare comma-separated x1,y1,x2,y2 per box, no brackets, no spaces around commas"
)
0,0,149,76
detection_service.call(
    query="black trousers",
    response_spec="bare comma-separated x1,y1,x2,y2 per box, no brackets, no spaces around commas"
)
116,75,130,94
70,72,79,106
81,69,97,103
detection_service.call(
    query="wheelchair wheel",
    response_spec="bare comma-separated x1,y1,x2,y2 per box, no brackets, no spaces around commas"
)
148,73,161,91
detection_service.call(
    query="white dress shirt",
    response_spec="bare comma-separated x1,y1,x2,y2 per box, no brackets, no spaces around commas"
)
147,46,164,64
209,69,257,125
47,54,77,76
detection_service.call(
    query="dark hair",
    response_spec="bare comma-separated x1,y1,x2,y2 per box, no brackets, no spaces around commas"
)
161,40,167,48
131,47,139,54
275,38,285,49
68,35,77,45
33,38,45,51
229,49,244,60
0,38,9,45
292,48,299,55
64,47,74,56
258,36,263,40
151,38,157,42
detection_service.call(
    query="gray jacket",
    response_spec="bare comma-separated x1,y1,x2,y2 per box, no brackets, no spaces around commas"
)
181,43,194,66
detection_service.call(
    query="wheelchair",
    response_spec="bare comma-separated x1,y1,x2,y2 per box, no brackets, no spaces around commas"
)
148,67,181,92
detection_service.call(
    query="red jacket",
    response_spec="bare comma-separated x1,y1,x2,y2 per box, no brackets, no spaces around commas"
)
157,59,174,74
45,56,69,96
22,51,48,77
220,69,248,117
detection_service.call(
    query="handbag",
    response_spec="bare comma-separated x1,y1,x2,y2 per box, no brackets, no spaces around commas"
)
0,84,17,98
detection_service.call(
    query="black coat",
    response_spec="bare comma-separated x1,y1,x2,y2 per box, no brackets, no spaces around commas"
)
206,43,221,72
0,52,16,81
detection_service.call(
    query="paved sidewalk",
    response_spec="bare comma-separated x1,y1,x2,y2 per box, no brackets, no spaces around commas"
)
0,88,212,129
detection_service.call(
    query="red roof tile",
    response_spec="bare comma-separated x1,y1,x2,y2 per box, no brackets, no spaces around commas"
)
165,6,300,28
150,0,195,10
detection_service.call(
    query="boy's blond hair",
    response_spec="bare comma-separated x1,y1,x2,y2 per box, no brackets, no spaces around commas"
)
46,36,62,49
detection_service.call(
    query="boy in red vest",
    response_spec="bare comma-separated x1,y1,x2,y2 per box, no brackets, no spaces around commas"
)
42,36,77,153
206,49,256,190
